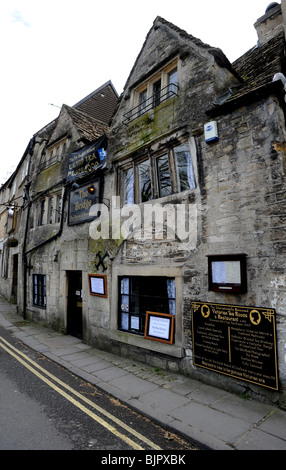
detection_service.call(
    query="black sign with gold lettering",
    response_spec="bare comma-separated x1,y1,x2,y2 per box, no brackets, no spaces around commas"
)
66,135,107,182
191,301,278,390
68,180,100,226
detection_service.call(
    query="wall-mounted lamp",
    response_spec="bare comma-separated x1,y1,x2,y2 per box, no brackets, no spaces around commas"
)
54,250,60,262
88,185,95,195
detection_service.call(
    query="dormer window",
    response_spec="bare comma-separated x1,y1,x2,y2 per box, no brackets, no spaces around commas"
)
123,60,179,124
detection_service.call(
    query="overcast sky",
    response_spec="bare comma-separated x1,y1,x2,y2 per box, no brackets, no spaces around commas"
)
0,0,274,184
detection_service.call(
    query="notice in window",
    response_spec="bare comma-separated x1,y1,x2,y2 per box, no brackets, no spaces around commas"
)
145,312,174,344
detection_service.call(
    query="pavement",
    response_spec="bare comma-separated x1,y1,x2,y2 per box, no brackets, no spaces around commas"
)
0,297,286,451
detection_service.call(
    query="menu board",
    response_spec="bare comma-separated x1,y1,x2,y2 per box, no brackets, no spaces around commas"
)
191,301,278,390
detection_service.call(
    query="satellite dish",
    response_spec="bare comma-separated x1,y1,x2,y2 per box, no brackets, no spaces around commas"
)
265,2,279,14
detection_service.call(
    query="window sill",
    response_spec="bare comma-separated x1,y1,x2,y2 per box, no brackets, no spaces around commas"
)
109,329,184,358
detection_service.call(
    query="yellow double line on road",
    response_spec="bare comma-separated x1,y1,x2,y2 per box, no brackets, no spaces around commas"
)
0,335,161,451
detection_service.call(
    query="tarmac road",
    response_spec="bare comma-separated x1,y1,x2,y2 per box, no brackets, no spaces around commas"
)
0,325,203,452
1,297,286,452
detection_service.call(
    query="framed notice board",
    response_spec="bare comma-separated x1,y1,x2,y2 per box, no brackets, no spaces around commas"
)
207,254,247,293
144,312,174,344
191,301,278,390
88,274,107,298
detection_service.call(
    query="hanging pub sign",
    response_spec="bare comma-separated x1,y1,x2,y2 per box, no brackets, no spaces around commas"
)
66,135,107,181
68,180,100,226
191,301,279,390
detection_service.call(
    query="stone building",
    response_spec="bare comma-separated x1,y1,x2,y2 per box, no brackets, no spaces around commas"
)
93,3,286,407
1,4,286,408
0,81,118,336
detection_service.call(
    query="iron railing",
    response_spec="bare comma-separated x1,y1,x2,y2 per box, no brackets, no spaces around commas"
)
123,84,178,125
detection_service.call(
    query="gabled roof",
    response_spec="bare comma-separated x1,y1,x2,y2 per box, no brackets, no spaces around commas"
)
65,105,109,142
122,16,241,95
46,105,109,149
73,80,119,124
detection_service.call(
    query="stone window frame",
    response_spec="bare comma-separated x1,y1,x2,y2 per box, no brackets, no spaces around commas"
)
33,274,47,308
110,264,184,359
118,138,197,205
31,192,62,228
118,275,176,336
40,137,69,172
123,59,179,124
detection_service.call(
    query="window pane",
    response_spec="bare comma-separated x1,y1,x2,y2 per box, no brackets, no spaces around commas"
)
174,144,195,191
137,160,151,202
168,68,178,96
49,197,54,224
121,312,129,330
57,197,62,223
138,89,147,116
157,155,172,197
33,274,46,308
40,200,45,225
124,168,134,204
153,80,161,108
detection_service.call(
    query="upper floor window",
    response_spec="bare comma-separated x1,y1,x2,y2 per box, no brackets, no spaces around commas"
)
120,142,195,205
40,138,68,172
123,61,179,124
31,193,62,228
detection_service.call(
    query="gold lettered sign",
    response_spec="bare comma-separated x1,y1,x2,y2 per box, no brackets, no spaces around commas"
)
191,301,279,390
68,180,100,226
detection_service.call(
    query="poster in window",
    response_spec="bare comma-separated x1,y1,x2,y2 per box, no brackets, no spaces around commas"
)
88,274,107,298
144,311,174,344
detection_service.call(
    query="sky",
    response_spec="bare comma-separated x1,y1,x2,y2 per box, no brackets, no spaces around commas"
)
0,0,274,184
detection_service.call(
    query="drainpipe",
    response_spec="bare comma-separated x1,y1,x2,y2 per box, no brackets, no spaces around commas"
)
22,138,34,319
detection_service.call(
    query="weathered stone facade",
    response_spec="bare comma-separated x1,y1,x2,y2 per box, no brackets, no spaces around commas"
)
1,6,286,409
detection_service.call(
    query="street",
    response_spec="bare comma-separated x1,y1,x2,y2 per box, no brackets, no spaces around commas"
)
0,326,202,452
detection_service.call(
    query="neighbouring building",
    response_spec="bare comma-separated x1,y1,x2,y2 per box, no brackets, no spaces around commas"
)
1,4,286,409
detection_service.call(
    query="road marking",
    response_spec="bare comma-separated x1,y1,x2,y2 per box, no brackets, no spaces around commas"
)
0,336,161,450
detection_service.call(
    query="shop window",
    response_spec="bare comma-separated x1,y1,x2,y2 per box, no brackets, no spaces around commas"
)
33,274,46,308
118,276,175,336
121,142,195,204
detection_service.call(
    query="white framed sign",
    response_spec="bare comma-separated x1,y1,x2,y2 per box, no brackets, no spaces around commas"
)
144,311,174,344
88,274,107,298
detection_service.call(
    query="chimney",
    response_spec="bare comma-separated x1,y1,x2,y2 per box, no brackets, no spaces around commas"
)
254,2,283,46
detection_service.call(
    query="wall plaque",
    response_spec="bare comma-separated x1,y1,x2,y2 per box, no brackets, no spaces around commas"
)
191,301,278,390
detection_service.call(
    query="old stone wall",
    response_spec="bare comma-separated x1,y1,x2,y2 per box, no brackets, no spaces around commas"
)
180,95,286,405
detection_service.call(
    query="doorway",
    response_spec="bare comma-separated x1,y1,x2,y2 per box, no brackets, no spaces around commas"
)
67,271,82,338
